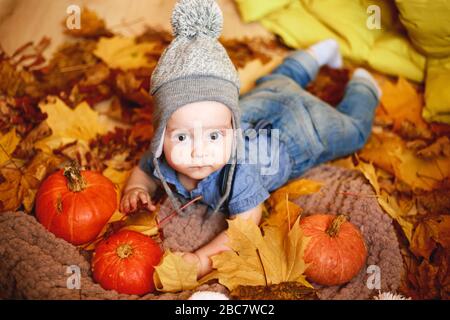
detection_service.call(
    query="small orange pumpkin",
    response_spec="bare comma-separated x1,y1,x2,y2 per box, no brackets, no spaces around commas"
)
35,161,117,245
92,230,163,295
300,214,367,286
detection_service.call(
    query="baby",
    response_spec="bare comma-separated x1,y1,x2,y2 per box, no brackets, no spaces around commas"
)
120,0,381,278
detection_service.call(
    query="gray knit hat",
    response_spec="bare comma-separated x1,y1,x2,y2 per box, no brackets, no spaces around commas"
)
149,0,243,216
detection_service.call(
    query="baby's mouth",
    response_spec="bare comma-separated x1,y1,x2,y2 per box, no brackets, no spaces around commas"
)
190,165,211,169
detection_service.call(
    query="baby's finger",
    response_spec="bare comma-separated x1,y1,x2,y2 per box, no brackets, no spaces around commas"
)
138,193,154,211
129,196,138,211
139,193,156,210
122,199,130,213
138,192,148,205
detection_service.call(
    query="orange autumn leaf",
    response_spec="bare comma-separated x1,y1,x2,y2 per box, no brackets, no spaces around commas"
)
411,215,450,260
130,122,154,142
401,246,450,299
416,136,450,159
0,151,64,212
381,77,428,130
263,179,323,229
360,131,450,191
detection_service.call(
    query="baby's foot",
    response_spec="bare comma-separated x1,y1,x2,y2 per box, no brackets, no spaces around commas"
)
307,39,343,69
352,68,382,99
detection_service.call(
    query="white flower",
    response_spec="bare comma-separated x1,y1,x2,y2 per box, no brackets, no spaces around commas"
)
188,291,229,300
373,291,411,300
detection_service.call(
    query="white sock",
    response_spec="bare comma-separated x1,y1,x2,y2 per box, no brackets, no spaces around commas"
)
306,39,343,69
352,68,382,99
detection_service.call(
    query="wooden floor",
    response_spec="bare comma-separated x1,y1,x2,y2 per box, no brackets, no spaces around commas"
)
0,0,289,92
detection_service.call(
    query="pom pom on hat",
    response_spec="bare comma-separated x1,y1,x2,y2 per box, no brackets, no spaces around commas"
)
171,0,223,39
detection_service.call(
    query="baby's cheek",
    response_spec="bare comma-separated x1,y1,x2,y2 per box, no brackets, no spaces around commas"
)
208,142,231,165
167,143,192,166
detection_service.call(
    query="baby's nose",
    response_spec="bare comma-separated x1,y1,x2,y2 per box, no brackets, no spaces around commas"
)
191,139,206,159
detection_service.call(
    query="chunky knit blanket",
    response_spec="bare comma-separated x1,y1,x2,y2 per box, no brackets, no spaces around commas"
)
0,164,403,300
294,165,404,299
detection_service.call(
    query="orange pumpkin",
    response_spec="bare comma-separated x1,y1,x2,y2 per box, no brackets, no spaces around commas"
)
35,161,117,245
300,214,367,286
92,230,163,295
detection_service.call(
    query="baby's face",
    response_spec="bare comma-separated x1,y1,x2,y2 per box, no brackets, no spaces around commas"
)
163,101,234,181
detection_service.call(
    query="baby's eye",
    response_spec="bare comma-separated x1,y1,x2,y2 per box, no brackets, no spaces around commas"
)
175,133,189,142
209,131,223,141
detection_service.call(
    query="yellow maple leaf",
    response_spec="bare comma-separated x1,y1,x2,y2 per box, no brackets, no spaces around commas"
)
0,128,21,166
200,216,311,291
35,96,107,152
354,158,414,242
102,165,132,193
270,179,324,202
94,36,156,70
121,209,159,236
153,250,200,292
354,157,380,194
377,193,414,243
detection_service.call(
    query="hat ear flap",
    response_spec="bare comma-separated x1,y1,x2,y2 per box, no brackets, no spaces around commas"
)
155,126,166,158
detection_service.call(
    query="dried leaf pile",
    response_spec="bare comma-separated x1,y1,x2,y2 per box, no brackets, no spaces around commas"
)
1,7,449,299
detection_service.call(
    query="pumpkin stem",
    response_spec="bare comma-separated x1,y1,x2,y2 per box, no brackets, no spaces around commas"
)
326,214,347,237
63,160,87,192
116,244,133,259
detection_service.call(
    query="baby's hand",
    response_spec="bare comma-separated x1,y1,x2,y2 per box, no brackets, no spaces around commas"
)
175,251,212,279
120,187,156,214
177,252,200,266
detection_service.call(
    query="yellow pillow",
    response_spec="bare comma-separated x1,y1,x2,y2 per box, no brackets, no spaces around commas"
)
298,0,386,62
395,0,450,57
423,57,450,124
368,33,426,83
260,1,335,49
234,0,294,22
